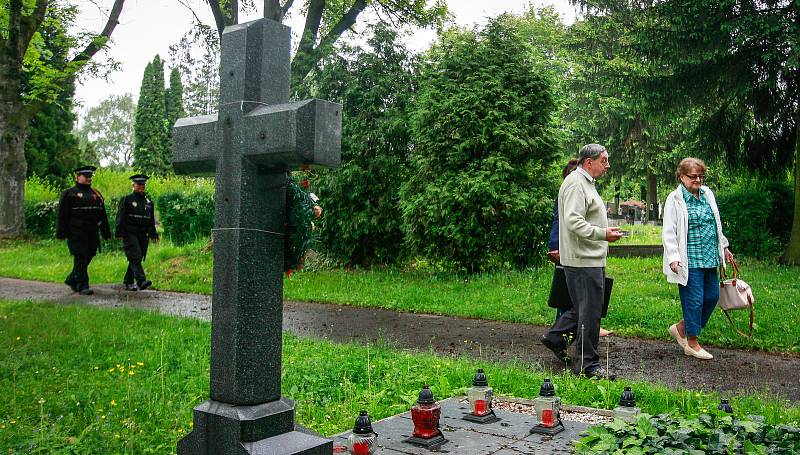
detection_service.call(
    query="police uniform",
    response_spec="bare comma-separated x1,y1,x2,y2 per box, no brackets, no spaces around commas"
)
56,166,112,295
116,174,158,291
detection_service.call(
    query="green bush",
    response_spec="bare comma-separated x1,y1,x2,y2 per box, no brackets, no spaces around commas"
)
716,182,794,259
24,176,60,238
401,15,560,273
154,190,214,245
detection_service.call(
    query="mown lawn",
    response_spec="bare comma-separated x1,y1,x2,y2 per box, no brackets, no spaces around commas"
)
1,300,798,454
1,239,798,353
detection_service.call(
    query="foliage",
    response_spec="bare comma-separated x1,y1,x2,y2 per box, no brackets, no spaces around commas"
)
133,55,171,175
401,15,559,273
21,6,84,186
154,190,214,246
1,301,798,452
168,26,220,117
300,25,414,266
577,412,800,454
22,175,61,238
717,182,795,259
285,176,316,272
76,94,136,168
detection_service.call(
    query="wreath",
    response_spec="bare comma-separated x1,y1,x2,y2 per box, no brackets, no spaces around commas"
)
284,175,316,274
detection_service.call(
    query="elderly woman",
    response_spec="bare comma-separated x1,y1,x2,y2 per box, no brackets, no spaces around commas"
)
663,158,734,360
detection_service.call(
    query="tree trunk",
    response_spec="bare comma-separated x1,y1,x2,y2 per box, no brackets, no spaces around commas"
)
0,59,28,238
785,113,800,264
646,169,657,223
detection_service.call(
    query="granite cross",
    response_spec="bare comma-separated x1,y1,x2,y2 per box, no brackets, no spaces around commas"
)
172,18,340,455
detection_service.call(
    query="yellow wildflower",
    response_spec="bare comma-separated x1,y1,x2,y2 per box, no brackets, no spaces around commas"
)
110,400,117,406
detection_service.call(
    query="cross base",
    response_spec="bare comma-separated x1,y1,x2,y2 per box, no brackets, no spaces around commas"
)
177,397,332,455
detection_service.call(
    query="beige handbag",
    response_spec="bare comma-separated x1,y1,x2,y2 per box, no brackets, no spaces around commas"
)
718,259,755,337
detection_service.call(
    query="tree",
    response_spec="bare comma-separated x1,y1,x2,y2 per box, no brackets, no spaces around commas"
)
168,26,219,116
0,0,125,237
77,93,135,168
299,25,414,266
165,67,185,127
23,8,82,184
133,55,170,175
400,15,560,273
200,0,447,87
576,0,799,261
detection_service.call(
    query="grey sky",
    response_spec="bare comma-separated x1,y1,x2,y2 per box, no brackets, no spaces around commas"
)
74,0,579,110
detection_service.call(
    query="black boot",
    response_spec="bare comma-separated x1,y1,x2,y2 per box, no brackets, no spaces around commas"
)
79,288,94,296
137,280,152,291
124,283,138,291
65,273,78,292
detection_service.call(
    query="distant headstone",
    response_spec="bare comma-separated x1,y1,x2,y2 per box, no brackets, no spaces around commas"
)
172,17,341,455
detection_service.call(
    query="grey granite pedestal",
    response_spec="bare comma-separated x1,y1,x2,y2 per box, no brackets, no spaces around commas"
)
334,398,589,454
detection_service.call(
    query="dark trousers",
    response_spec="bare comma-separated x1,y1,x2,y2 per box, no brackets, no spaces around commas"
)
544,266,605,374
66,236,98,291
122,233,150,285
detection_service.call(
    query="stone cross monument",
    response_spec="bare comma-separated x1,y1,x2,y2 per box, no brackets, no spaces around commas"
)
172,18,341,455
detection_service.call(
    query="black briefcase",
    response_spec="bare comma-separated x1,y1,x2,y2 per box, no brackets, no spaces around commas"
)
547,266,613,318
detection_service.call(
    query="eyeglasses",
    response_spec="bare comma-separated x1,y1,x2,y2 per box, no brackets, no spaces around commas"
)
684,174,705,181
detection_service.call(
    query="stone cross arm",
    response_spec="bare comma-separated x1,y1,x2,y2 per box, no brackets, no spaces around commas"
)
172,99,341,175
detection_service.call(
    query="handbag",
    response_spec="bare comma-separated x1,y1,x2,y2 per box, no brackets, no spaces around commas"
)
718,258,755,337
547,266,613,318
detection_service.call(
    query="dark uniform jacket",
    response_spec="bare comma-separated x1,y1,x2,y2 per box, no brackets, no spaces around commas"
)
56,183,112,245
115,192,158,239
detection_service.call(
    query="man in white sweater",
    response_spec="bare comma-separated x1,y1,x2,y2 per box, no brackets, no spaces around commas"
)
541,144,623,379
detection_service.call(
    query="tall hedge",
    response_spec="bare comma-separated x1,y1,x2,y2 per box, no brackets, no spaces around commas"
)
300,26,414,266
716,182,794,259
400,15,560,273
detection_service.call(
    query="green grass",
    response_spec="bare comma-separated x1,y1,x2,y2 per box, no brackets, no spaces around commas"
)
1,301,798,454
1,239,799,353
614,223,663,245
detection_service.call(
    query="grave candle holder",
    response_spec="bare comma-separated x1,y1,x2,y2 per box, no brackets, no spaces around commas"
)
404,385,447,448
530,378,564,435
718,399,734,414
347,410,377,455
464,369,499,423
612,387,641,423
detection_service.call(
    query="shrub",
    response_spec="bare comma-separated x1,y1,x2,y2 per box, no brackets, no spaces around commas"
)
400,15,560,273
155,190,214,245
716,181,794,259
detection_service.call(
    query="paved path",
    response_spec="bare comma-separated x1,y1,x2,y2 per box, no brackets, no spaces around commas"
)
2,277,798,401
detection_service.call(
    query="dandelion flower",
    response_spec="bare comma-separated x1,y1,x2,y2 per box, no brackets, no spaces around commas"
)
110,400,117,406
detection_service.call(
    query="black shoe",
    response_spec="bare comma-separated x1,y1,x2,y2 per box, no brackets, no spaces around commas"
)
65,275,78,292
124,283,138,291
541,335,571,363
79,288,94,296
137,280,152,291
582,367,616,381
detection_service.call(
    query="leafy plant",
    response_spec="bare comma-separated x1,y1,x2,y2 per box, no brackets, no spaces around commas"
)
577,412,800,454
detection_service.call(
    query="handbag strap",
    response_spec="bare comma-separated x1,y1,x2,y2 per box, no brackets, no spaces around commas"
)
719,257,740,281
721,292,754,338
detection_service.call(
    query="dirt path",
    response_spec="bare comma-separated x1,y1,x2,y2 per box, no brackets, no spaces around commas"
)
2,277,798,401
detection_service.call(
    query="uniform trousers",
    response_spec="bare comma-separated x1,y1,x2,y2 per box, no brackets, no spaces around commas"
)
122,233,150,285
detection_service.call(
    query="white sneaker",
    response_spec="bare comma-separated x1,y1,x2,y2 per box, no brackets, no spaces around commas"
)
683,344,713,360
669,324,688,349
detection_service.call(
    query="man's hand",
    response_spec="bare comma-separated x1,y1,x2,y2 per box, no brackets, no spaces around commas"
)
547,250,560,264
605,227,624,243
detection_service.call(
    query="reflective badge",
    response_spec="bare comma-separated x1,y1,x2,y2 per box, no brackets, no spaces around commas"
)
77,193,83,198
132,202,138,207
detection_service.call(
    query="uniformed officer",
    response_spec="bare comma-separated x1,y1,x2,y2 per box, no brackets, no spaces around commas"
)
56,166,112,295
116,174,159,291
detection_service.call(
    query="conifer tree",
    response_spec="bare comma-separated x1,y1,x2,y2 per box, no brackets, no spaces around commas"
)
133,55,170,175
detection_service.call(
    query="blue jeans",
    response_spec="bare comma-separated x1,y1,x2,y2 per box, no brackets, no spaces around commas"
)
678,268,720,337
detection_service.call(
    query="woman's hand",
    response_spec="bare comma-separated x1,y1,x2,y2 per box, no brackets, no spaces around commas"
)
724,247,734,263
670,261,681,273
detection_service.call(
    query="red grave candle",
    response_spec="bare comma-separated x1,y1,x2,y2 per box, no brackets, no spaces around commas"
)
474,399,487,416
541,409,554,428
352,442,370,455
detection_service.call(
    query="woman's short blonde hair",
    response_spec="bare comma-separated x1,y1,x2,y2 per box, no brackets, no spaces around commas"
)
676,157,707,180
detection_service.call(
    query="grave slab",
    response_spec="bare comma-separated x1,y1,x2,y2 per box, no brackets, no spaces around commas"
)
335,398,591,454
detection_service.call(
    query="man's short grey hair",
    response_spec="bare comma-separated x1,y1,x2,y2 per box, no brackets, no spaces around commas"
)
578,144,607,164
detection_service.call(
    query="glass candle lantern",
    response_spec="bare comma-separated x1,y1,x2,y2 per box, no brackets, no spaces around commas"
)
612,387,641,423
718,399,734,414
468,369,493,416
531,378,564,435
347,410,377,455
411,385,441,439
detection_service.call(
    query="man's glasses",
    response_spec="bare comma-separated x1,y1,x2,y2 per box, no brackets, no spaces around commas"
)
685,174,705,181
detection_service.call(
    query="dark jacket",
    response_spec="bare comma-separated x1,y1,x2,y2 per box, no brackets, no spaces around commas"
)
56,183,111,241
115,192,158,239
